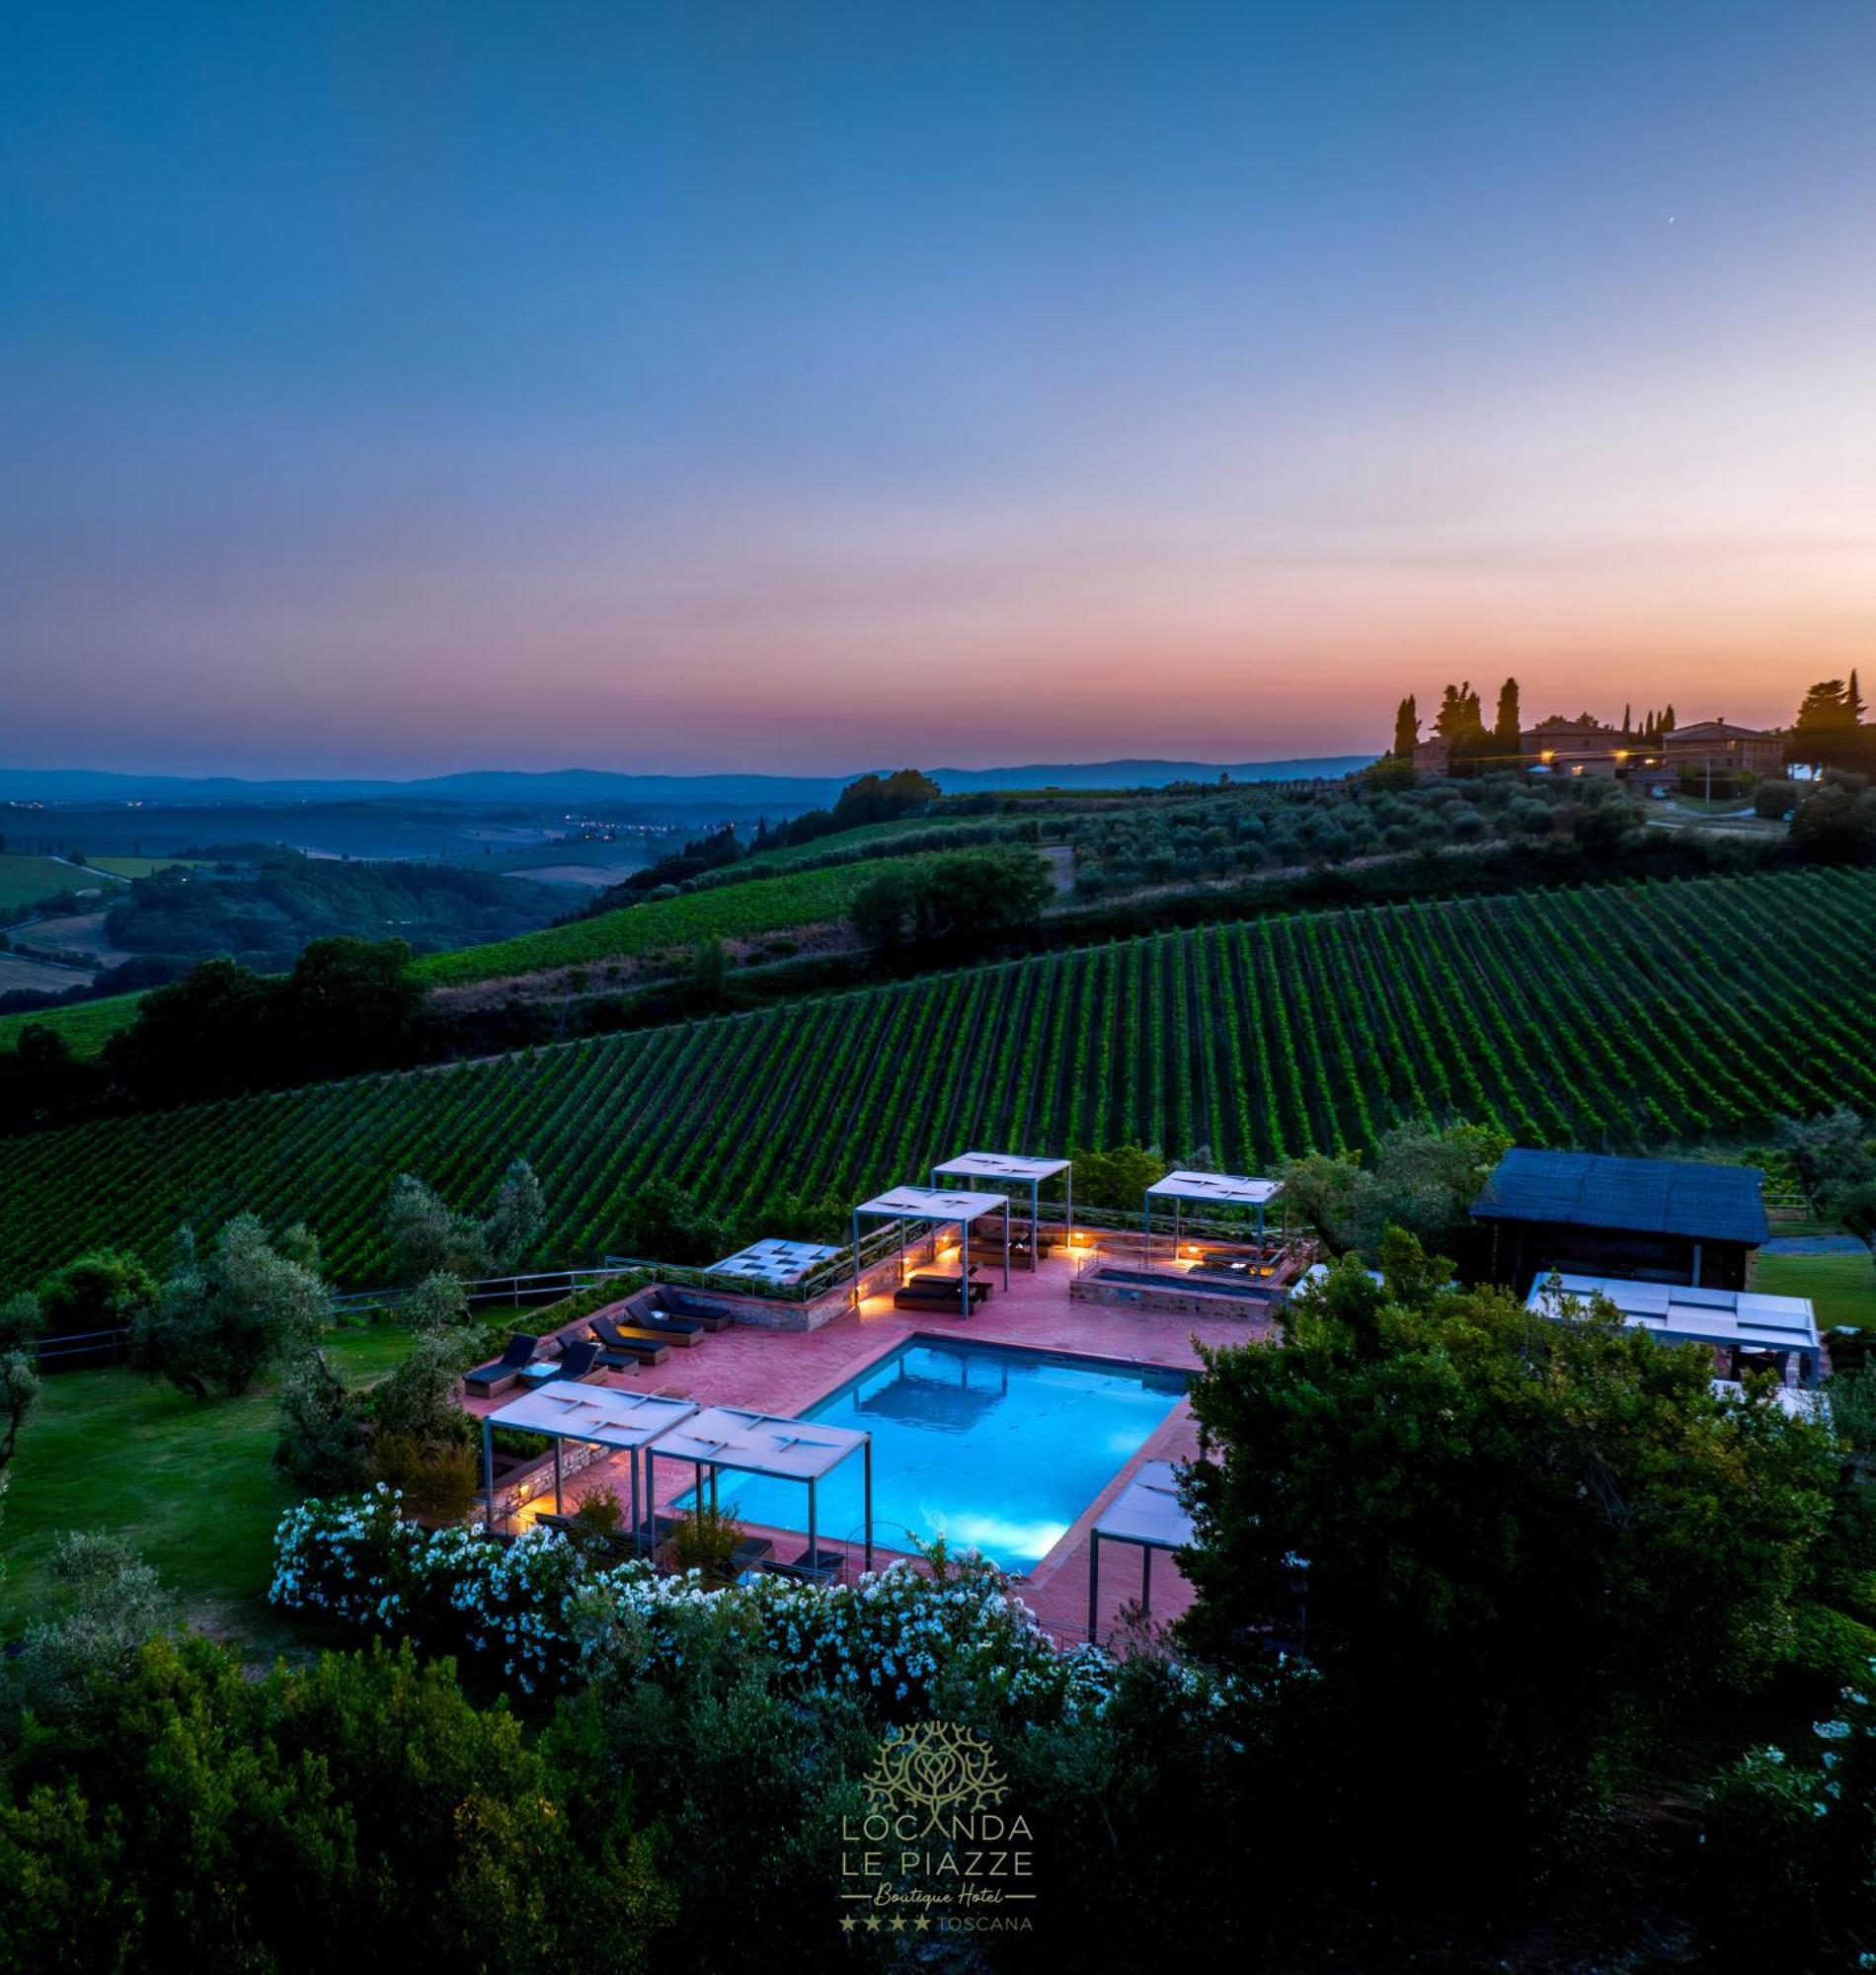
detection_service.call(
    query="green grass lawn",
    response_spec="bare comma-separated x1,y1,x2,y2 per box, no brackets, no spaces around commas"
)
1754,1248,1876,1331
0,988,148,1057
1,1325,415,1653
0,852,92,911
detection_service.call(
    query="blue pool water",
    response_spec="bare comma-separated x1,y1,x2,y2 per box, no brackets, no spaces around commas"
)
681,1336,1187,1571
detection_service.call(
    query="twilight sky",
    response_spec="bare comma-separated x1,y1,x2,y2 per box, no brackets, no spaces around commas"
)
3,1,1874,776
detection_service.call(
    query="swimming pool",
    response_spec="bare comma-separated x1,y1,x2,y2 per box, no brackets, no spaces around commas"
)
681,1336,1188,1571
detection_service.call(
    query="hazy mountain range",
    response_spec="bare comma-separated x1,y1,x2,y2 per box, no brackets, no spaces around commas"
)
0,758,1373,809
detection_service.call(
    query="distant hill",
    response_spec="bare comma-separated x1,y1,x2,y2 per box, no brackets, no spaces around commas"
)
0,756,1372,808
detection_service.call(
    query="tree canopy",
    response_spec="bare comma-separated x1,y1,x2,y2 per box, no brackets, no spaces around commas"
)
1178,1232,1841,1882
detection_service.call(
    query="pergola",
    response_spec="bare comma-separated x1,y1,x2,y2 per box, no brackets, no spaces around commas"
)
851,1185,1012,1313
706,1237,845,1289
648,1403,874,1575
930,1151,1072,1261
1142,1169,1283,1267
1087,1459,1194,1638
1525,1273,1823,1383
480,1382,698,1541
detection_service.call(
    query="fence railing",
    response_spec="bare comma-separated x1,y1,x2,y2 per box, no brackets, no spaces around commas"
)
328,1265,644,1319
30,1325,132,1371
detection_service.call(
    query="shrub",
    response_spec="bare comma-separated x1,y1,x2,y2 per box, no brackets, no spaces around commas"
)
272,1495,1114,1724
371,1434,478,1524
662,1504,747,1588
37,1249,157,1340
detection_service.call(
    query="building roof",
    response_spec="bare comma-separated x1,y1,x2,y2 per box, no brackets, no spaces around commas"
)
1525,1275,1819,1359
1146,1169,1283,1208
932,1150,1072,1184
856,1185,1011,1224
1664,719,1774,742
1472,1149,1767,1245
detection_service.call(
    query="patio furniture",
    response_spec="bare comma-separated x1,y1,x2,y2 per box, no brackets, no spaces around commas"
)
600,1307,704,1349
554,1338,607,1382
895,1278,986,1314
587,1327,671,1371
462,1332,542,1398
657,1288,734,1331
908,1272,990,1304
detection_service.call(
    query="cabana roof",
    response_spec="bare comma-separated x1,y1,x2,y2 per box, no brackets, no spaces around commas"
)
707,1237,845,1286
652,1403,868,1482
485,1382,697,1451
1093,1460,1195,1551
1525,1274,1820,1356
932,1151,1071,1184
1146,1169,1283,1209
857,1185,1011,1224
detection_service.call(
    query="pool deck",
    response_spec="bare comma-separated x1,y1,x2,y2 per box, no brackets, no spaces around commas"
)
465,1253,1275,1646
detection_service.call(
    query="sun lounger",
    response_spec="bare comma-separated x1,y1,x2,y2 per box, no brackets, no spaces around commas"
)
461,1332,542,1397
587,1329,670,1371
656,1288,734,1331
595,1310,702,1354
612,1311,704,1349
554,1338,607,1382
907,1273,990,1304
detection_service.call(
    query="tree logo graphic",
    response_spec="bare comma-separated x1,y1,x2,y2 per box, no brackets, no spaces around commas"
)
862,1720,1009,1836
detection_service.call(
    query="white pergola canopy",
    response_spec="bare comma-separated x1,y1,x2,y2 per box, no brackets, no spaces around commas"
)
852,1186,1014,1312
930,1151,1074,1259
933,1152,1071,1184
1088,1460,1194,1638
1525,1274,1823,1382
1146,1170,1283,1208
707,1237,844,1287
648,1403,875,1571
1142,1169,1284,1263
480,1382,698,1538
858,1186,1012,1223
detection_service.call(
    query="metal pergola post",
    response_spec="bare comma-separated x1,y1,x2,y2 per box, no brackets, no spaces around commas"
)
482,1418,495,1533
960,1215,970,1315
863,1439,874,1572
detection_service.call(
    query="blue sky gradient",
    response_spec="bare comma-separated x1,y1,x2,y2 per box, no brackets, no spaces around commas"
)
3,2,1873,772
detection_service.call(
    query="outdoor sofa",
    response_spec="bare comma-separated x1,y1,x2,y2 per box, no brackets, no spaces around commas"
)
461,1332,541,1398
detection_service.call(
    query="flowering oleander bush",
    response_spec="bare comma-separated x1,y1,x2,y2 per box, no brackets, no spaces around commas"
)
269,1484,426,1629
1699,1662,1876,1963
272,1492,1116,1720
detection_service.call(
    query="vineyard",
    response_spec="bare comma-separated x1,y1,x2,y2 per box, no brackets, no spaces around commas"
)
412,852,952,989
3,867,1873,1294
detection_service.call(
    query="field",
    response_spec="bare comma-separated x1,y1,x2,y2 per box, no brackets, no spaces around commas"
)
413,852,950,988
1755,1248,1876,1331
0,851,95,911
0,952,94,995
3,867,1873,1295
0,989,146,1056
0,1324,414,1647
85,853,202,879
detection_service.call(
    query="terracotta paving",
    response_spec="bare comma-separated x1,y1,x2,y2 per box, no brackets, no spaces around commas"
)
465,1254,1274,1647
